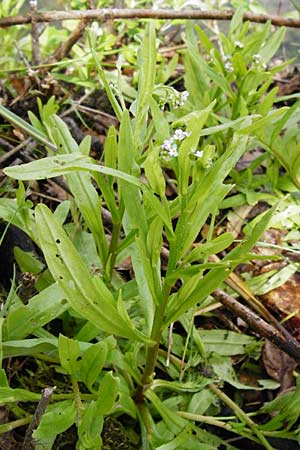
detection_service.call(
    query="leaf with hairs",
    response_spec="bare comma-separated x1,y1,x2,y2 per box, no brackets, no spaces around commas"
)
35,204,150,343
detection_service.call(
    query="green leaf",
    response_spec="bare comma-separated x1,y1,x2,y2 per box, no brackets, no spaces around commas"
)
0,318,3,368
77,402,104,449
0,198,37,243
260,378,300,431
53,200,71,225
0,104,57,151
96,371,119,415
35,204,149,343
146,216,163,268
195,25,215,53
178,104,215,196
184,233,234,264
104,126,117,171
144,145,166,197
143,189,174,237
246,263,298,296
258,26,286,63
4,283,67,340
156,427,193,450
167,205,275,323
58,334,81,378
146,390,188,435
169,133,248,270
118,110,156,330
80,341,108,391
135,21,157,149
210,354,277,390
230,7,244,34
188,389,216,415
13,246,45,274
0,387,41,404
3,338,57,358
149,96,170,143
33,401,76,449
79,134,91,155
4,154,143,188
47,115,109,264
198,330,257,356
88,32,123,121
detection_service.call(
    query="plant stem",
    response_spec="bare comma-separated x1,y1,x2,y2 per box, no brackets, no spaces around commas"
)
134,282,171,404
209,383,274,450
0,417,32,434
105,220,122,282
177,412,263,445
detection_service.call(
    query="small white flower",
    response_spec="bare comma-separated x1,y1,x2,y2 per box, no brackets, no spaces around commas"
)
172,90,189,108
161,138,178,158
194,150,203,158
169,145,179,157
180,90,189,104
234,40,244,49
224,61,234,72
253,54,261,63
222,54,231,62
161,138,174,151
160,128,191,158
173,129,190,141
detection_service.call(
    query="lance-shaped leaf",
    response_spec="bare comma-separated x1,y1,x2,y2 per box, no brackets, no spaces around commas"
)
0,104,57,151
3,153,143,188
166,206,275,324
35,204,149,343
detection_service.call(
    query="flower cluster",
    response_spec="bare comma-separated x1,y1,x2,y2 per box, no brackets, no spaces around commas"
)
253,54,267,69
161,129,191,159
222,54,234,73
170,90,189,109
234,40,244,49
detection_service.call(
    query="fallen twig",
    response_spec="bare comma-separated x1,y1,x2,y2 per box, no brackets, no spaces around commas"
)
30,0,41,65
209,254,298,346
212,288,300,363
22,386,56,450
0,137,32,166
0,8,300,28
46,18,90,64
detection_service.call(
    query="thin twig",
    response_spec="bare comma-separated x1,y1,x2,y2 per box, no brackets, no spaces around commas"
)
46,18,90,64
209,254,299,347
22,386,56,450
30,0,41,65
0,9,300,28
0,138,32,166
212,288,300,363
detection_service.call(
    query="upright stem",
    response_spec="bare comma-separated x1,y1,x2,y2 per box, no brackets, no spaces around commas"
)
134,282,171,403
104,220,122,283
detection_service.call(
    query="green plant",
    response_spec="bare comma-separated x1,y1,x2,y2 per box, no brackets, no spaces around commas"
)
0,12,299,450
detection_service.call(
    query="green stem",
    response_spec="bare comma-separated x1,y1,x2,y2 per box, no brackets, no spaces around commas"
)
0,417,32,434
105,220,122,282
134,282,171,403
209,383,274,450
177,411,261,445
